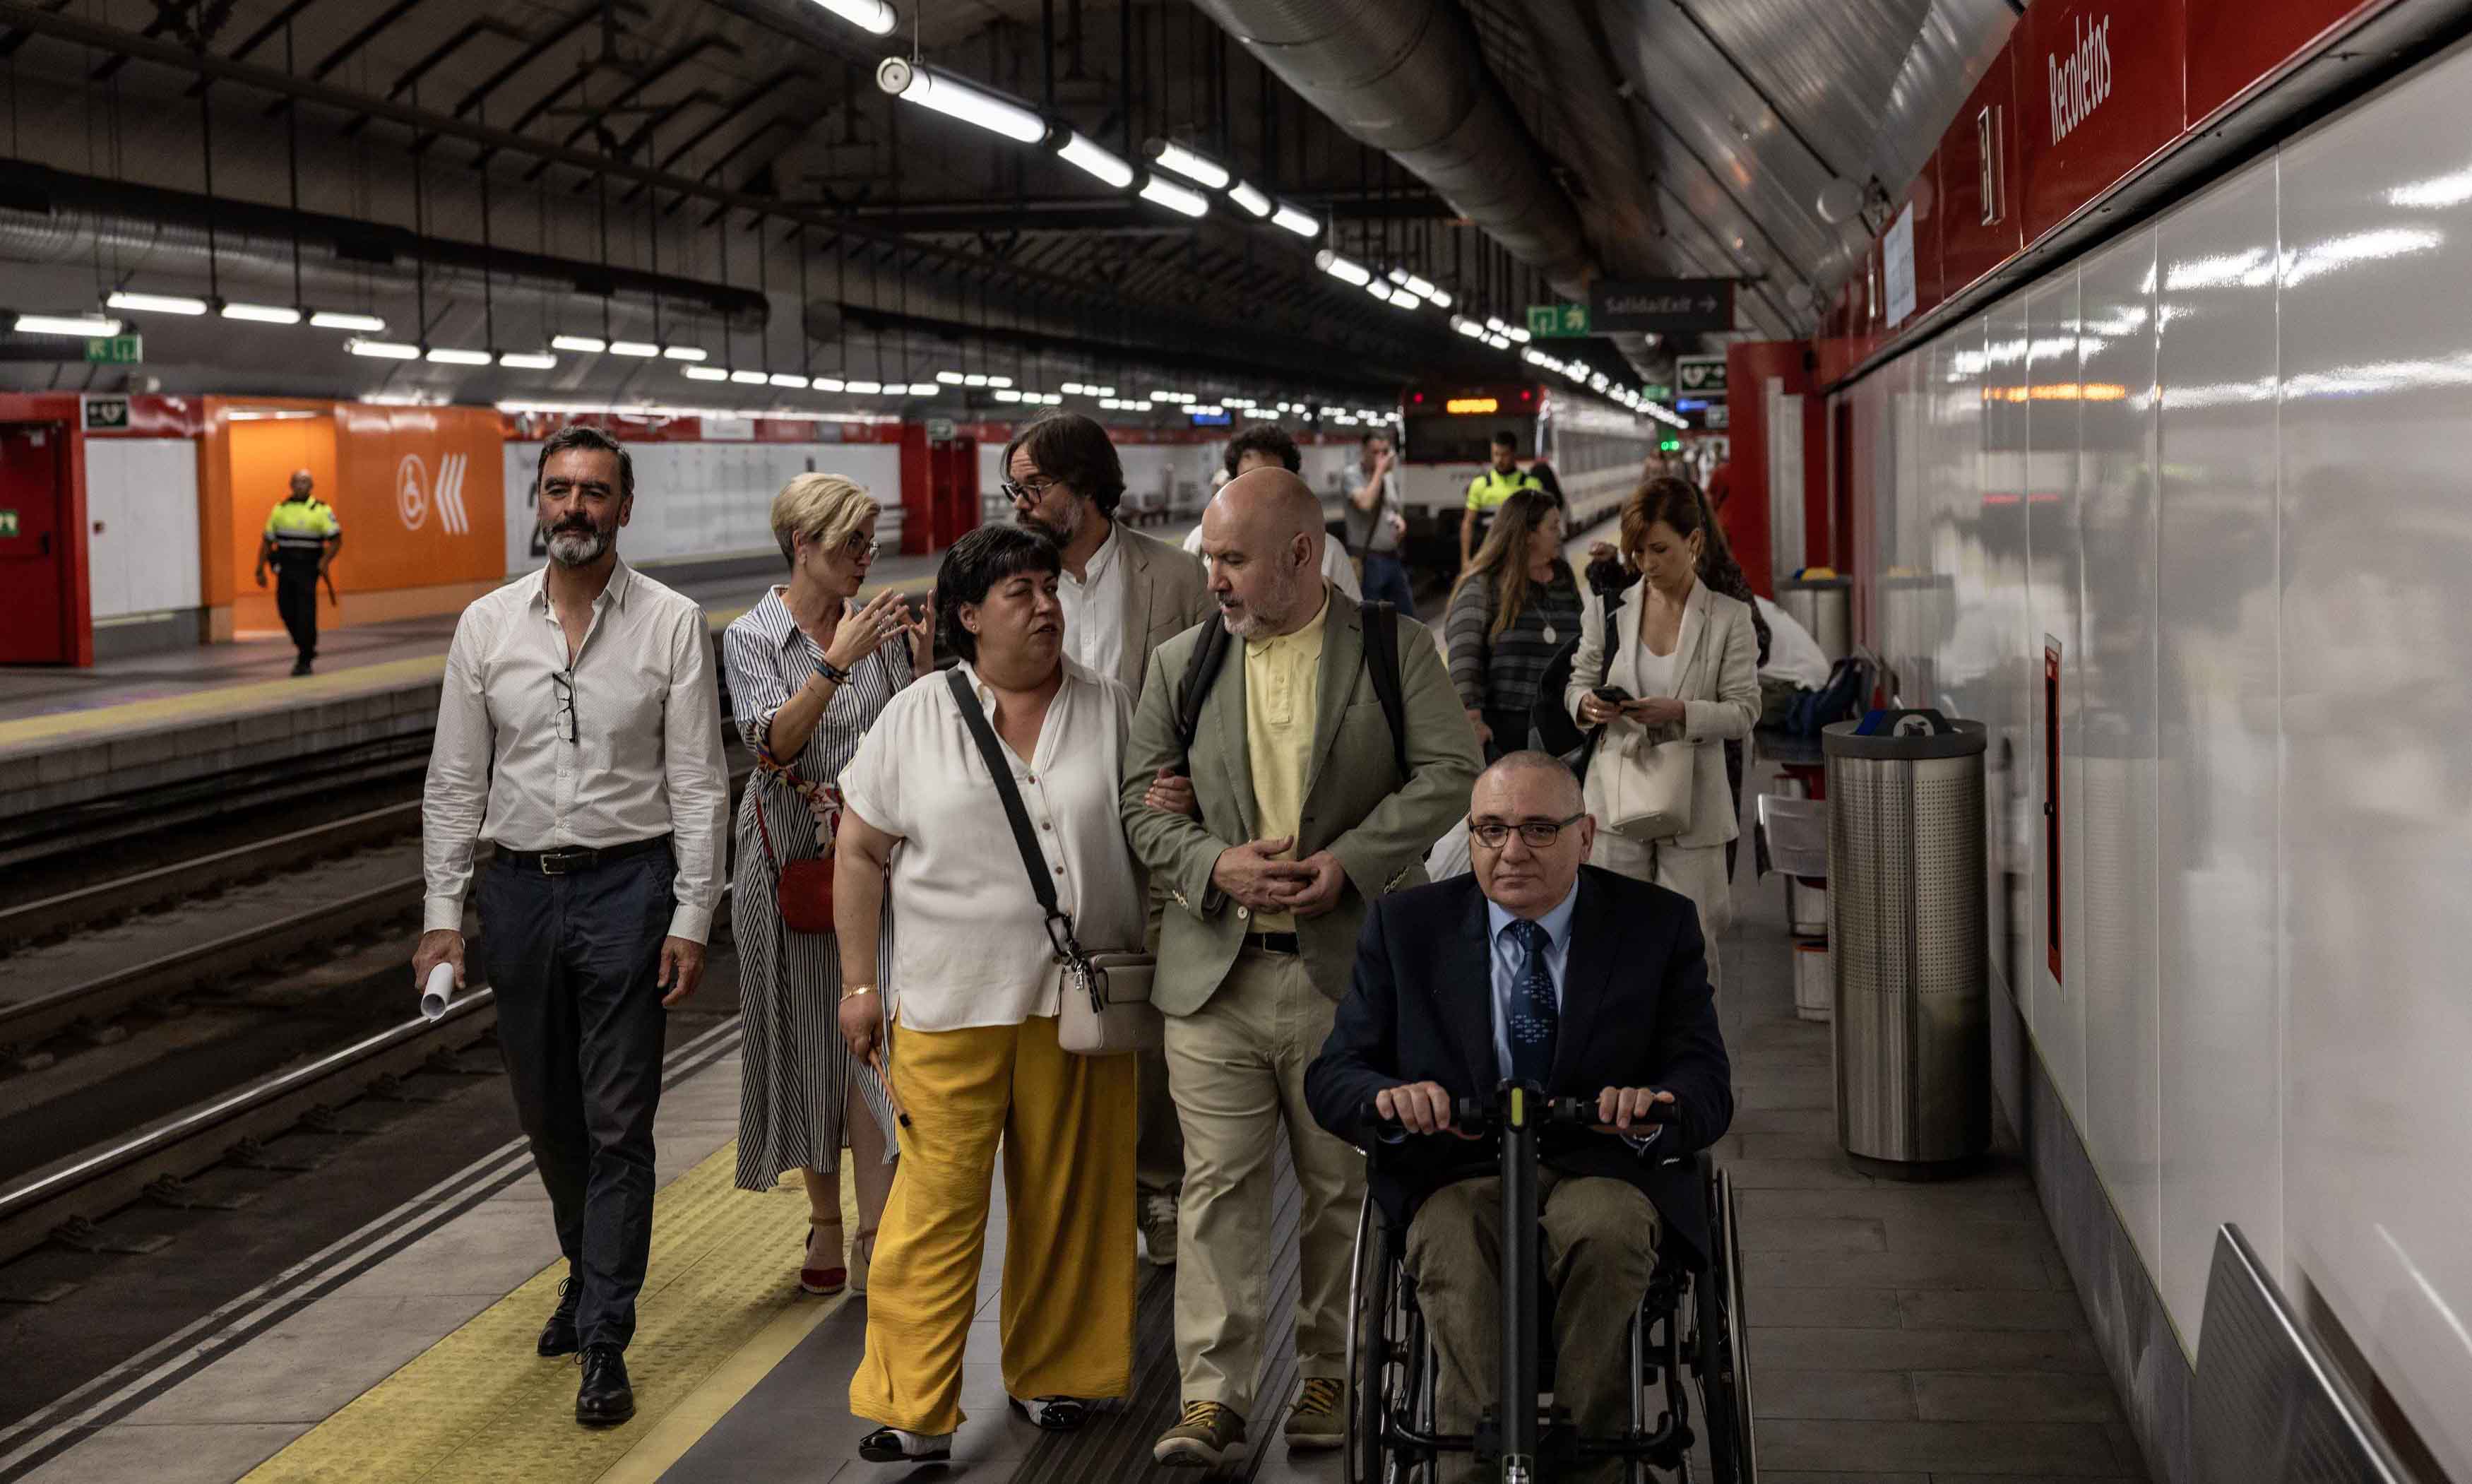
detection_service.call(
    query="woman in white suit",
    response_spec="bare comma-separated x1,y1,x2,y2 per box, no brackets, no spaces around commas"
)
1565,477,1760,987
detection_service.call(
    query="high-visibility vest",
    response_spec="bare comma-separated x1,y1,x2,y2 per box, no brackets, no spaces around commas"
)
263,496,339,564
1463,468,1539,513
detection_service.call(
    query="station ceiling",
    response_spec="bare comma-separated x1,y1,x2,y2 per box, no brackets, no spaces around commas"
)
0,0,2012,409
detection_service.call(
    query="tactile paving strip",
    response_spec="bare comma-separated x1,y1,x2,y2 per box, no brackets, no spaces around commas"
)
237,1148,848,1484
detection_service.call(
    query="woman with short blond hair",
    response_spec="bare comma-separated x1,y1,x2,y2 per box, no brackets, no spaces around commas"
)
723,472,929,1297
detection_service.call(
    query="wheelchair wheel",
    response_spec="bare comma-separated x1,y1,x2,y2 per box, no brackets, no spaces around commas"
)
1345,1196,1413,1484
1692,1165,1758,1483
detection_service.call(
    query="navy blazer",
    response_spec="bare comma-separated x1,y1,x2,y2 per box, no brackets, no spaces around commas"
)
1305,865,1735,1266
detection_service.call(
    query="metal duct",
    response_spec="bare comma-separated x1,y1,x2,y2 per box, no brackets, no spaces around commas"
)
1191,0,1598,296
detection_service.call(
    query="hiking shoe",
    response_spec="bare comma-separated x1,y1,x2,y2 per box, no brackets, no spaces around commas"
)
1284,1377,1345,1449
1154,1401,1246,1467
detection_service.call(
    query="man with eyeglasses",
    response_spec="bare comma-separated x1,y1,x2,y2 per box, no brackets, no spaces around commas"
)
412,424,730,1429
1305,752,1732,1483
1004,410,1212,1271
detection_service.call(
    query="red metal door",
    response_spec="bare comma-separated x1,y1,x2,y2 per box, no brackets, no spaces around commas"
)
0,422,72,664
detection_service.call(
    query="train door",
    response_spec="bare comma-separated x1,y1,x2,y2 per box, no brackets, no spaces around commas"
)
0,422,73,663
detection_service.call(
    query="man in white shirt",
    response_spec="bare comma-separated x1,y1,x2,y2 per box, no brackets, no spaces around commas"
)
412,426,730,1429
1184,425,1362,600
1003,410,1212,1268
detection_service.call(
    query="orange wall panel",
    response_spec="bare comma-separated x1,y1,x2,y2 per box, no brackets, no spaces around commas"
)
225,414,338,636
333,403,506,592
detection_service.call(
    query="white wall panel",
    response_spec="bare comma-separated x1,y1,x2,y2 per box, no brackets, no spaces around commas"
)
83,439,201,619
1979,307,2036,1021
501,441,900,576
2025,273,2088,1125
2275,44,2472,1477
2075,227,2164,1275
2154,161,2286,1351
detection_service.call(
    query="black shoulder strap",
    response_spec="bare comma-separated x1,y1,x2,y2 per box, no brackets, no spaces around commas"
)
1172,617,1232,767
1362,601,1408,780
1595,586,1626,688
944,668,1075,954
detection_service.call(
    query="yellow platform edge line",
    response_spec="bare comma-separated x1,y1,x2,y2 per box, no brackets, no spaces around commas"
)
237,1144,850,1484
0,573,932,754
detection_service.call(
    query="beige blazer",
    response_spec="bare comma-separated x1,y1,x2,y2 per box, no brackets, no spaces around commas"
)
1563,578,1758,849
1114,524,1216,699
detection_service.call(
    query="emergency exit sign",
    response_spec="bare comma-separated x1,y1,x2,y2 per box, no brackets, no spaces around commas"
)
0,510,16,538
1526,303,1589,338
83,334,142,364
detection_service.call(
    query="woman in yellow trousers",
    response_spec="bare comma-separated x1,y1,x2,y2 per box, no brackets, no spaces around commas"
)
831,525,1141,1463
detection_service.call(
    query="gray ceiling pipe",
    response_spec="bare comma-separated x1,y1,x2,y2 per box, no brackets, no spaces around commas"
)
1191,0,1598,297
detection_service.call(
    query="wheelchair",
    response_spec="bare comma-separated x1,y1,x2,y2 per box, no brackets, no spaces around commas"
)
1344,1086,1757,1483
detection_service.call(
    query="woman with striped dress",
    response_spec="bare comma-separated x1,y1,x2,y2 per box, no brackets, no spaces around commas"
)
1444,488,1583,761
723,473,929,1297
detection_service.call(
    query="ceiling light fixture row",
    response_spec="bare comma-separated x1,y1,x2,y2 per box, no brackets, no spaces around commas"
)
874,58,1321,238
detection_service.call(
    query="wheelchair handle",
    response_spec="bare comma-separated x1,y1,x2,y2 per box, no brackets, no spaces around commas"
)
1361,1087,1679,1138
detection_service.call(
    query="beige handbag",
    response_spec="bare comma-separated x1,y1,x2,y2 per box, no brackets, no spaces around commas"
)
1602,720,1697,842
946,671,1162,1055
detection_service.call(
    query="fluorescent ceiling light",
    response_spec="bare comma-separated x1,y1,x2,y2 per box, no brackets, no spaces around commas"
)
1095,385,1115,396
875,57,1047,145
1425,285,1454,309
499,350,558,369
1314,250,1372,287
107,291,207,316
609,340,659,357
847,379,882,393
222,302,303,324
730,369,768,385
16,313,121,336
802,0,895,35
987,375,1013,388
994,388,1022,402
770,372,809,388
552,333,608,353
813,376,847,391
1398,272,1439,300
426,346,492,364
908,384,939,396
662,345,708,362
1062,381,1086,394
347,338,421,360
1507,326,1531,343
1058,133,1135,189
937,370,965,384
1139,175,1209,218
965,374,989,387
682,365,728,381
311,309,387,332
1485,333,1512,350
1271,203,1319,238
1146,141,1230,190
1225,180,1273,218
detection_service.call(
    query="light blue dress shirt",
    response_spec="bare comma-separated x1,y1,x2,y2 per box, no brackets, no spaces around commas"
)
1485,885,1660,1153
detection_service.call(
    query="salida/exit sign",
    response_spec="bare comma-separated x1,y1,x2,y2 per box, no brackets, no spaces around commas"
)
83,334,143,364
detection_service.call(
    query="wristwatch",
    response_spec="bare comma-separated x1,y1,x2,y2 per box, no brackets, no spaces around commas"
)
841,983,879,1000
814,654,852,687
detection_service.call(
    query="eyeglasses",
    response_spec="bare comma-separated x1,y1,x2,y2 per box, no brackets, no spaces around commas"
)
843,533,880,560
1001,476,1059,504
1469,812,1586,850
552,668,577,744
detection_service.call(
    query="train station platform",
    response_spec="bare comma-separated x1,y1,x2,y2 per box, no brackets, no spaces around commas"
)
0,810,2150,1484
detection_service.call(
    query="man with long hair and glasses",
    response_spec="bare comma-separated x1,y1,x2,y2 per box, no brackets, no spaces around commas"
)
1004,410,1212,1271
413,425,729,1430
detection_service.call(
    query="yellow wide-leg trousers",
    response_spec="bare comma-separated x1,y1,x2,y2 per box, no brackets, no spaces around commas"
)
848,1013,1137,1435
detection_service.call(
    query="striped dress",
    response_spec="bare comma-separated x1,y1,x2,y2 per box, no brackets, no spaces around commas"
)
723,588,905,1192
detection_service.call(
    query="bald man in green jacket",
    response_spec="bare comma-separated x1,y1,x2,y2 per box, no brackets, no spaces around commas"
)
1120,468,1481,1468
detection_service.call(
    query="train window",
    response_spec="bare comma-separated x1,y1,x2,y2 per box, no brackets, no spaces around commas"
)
1402,412,1537,463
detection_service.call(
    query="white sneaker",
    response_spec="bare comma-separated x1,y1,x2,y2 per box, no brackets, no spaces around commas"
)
857,1426,951,1462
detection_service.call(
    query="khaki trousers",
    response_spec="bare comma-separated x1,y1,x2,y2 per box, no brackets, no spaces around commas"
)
848,1014,1136,1435
1406,1173,1663,1484
1165,948,1367,1415
1588,831,1730,990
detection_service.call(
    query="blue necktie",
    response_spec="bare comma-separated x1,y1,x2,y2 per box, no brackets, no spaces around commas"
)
1505,918,1557,1087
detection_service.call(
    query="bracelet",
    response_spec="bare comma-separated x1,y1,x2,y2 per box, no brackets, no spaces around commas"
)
841,983,879,1000
814,655,852,687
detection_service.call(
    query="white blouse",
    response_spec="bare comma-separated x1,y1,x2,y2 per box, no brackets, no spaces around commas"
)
837,657,1143,1032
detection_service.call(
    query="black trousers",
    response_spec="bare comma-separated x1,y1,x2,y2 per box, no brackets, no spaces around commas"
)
478,848,675,1351
274,563,320,661
1482,706,1533,764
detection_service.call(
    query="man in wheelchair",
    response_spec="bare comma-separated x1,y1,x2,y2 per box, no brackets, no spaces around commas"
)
1305,752,1735,1483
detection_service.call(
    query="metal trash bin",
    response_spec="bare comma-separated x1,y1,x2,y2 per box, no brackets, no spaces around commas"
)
1824,710,1990,1168
1778,574,1853,662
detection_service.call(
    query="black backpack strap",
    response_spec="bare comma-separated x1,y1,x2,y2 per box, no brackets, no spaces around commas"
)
1362,601,1408,780
1171,617,1232,771
944,668,1077,961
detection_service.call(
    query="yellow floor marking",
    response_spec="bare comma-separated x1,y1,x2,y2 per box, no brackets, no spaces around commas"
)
239,1148,855,1484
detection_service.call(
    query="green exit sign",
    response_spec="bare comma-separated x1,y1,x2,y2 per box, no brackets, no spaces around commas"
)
1526,303,1590,338
0,509,17,538
84,333,143,364
1640,384,1671,401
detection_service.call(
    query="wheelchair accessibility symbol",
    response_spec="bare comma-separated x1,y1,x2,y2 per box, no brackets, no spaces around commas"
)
395,451,473,535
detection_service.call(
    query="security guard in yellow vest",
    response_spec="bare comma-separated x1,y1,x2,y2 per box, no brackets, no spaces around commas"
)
1458,429,1540,571
255,470,342,675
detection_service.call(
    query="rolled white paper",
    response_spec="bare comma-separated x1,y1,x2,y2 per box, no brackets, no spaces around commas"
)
420,961,458,1021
